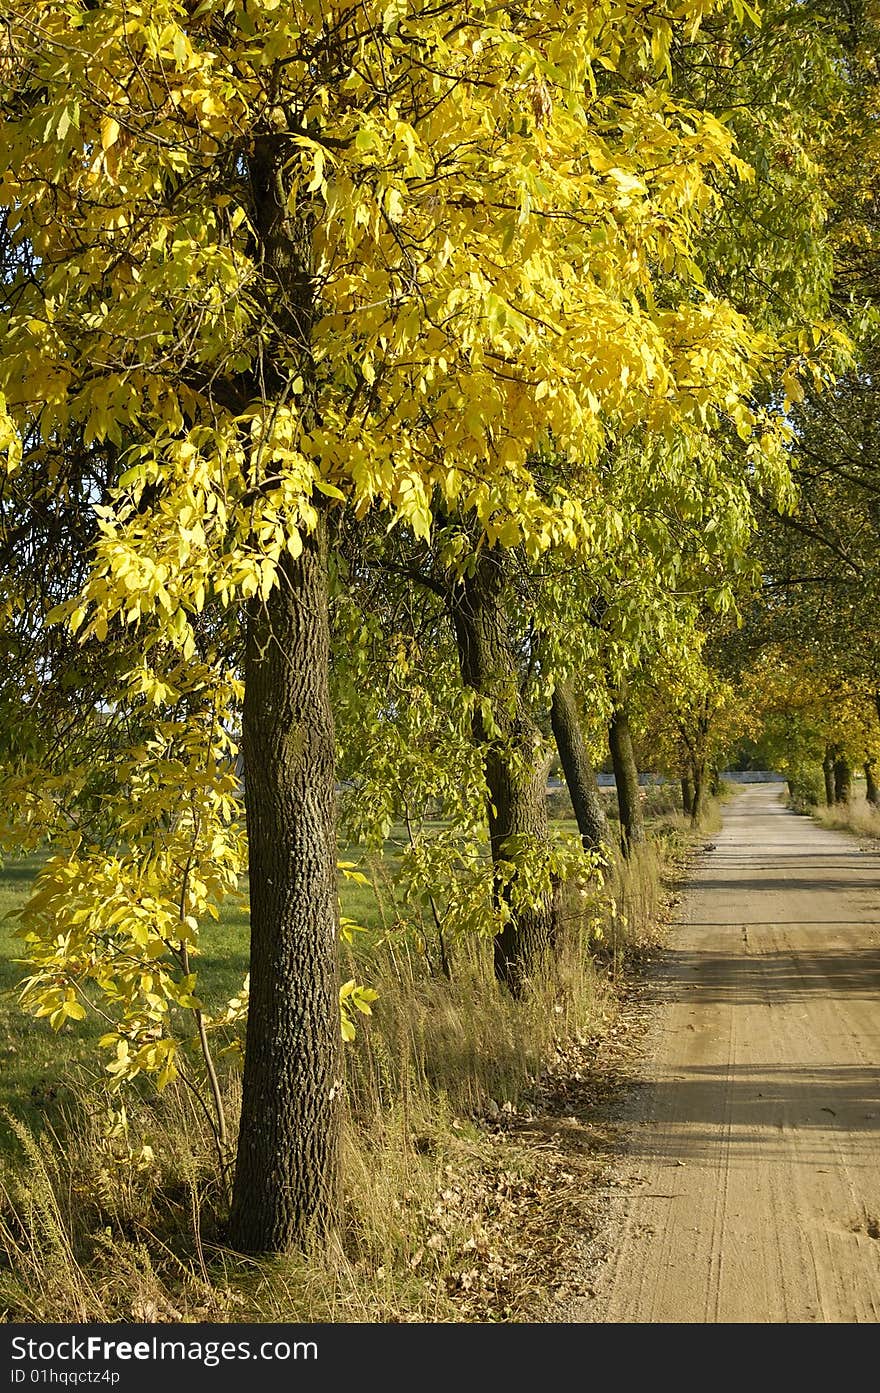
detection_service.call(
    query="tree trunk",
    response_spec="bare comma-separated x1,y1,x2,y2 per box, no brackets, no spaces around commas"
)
608,689,645,852
822,747,835,807
228,519,341,1253
449,551,557,994
833,751,852,804
871,693,880,806
550,679,609,851
680,772,694,817
690,758,707,828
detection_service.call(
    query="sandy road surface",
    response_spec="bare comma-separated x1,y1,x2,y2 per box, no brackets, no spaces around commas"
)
579,784,880,1323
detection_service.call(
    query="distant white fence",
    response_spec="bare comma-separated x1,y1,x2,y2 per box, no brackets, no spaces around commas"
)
720,770,786,783
549,770,785,792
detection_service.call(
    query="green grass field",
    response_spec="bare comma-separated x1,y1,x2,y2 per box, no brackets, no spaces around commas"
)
0,791,698,1322
0,853,96,1125
0,829,441,1135
0,796,666,1148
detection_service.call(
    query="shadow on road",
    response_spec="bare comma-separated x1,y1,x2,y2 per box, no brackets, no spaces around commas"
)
652,945,880,1006
620,1063,880,1167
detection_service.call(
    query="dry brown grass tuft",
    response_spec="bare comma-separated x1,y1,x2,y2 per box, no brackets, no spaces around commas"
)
812,794,880,843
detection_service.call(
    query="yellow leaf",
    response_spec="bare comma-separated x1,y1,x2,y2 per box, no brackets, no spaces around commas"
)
306,148,325,194
101,117,121,151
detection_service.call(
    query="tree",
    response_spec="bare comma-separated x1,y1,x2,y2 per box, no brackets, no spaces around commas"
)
735,649,878,805
0,0,818,1252
735,0,880,801
640,637,757,819
550,678,609,852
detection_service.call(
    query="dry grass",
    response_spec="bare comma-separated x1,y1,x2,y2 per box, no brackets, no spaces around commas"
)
0,822,693,1324
811,794,880,844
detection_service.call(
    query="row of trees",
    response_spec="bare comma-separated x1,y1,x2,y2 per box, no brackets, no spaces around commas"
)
726,0,880,805
0,0,876,1253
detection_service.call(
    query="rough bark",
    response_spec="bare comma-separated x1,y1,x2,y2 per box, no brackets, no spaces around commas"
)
871,692,880,806
833,751,853,804
608,688,645,851
822,747,835,807
227,137,341,1253
680,773,694,817
449,551,557,994
550,679,609,851
690,759,707,828
228,522,340,1253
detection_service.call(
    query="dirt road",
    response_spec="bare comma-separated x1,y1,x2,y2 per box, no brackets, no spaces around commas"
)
579,783,880,1323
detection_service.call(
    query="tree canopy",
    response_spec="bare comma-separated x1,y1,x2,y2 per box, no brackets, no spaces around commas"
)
0,0,877,1254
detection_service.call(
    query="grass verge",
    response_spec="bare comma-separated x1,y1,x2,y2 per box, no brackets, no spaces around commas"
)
0,803,706,1323
808,794,880,845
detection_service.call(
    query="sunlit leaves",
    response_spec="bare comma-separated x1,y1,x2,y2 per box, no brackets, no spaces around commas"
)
0,0,837,1099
